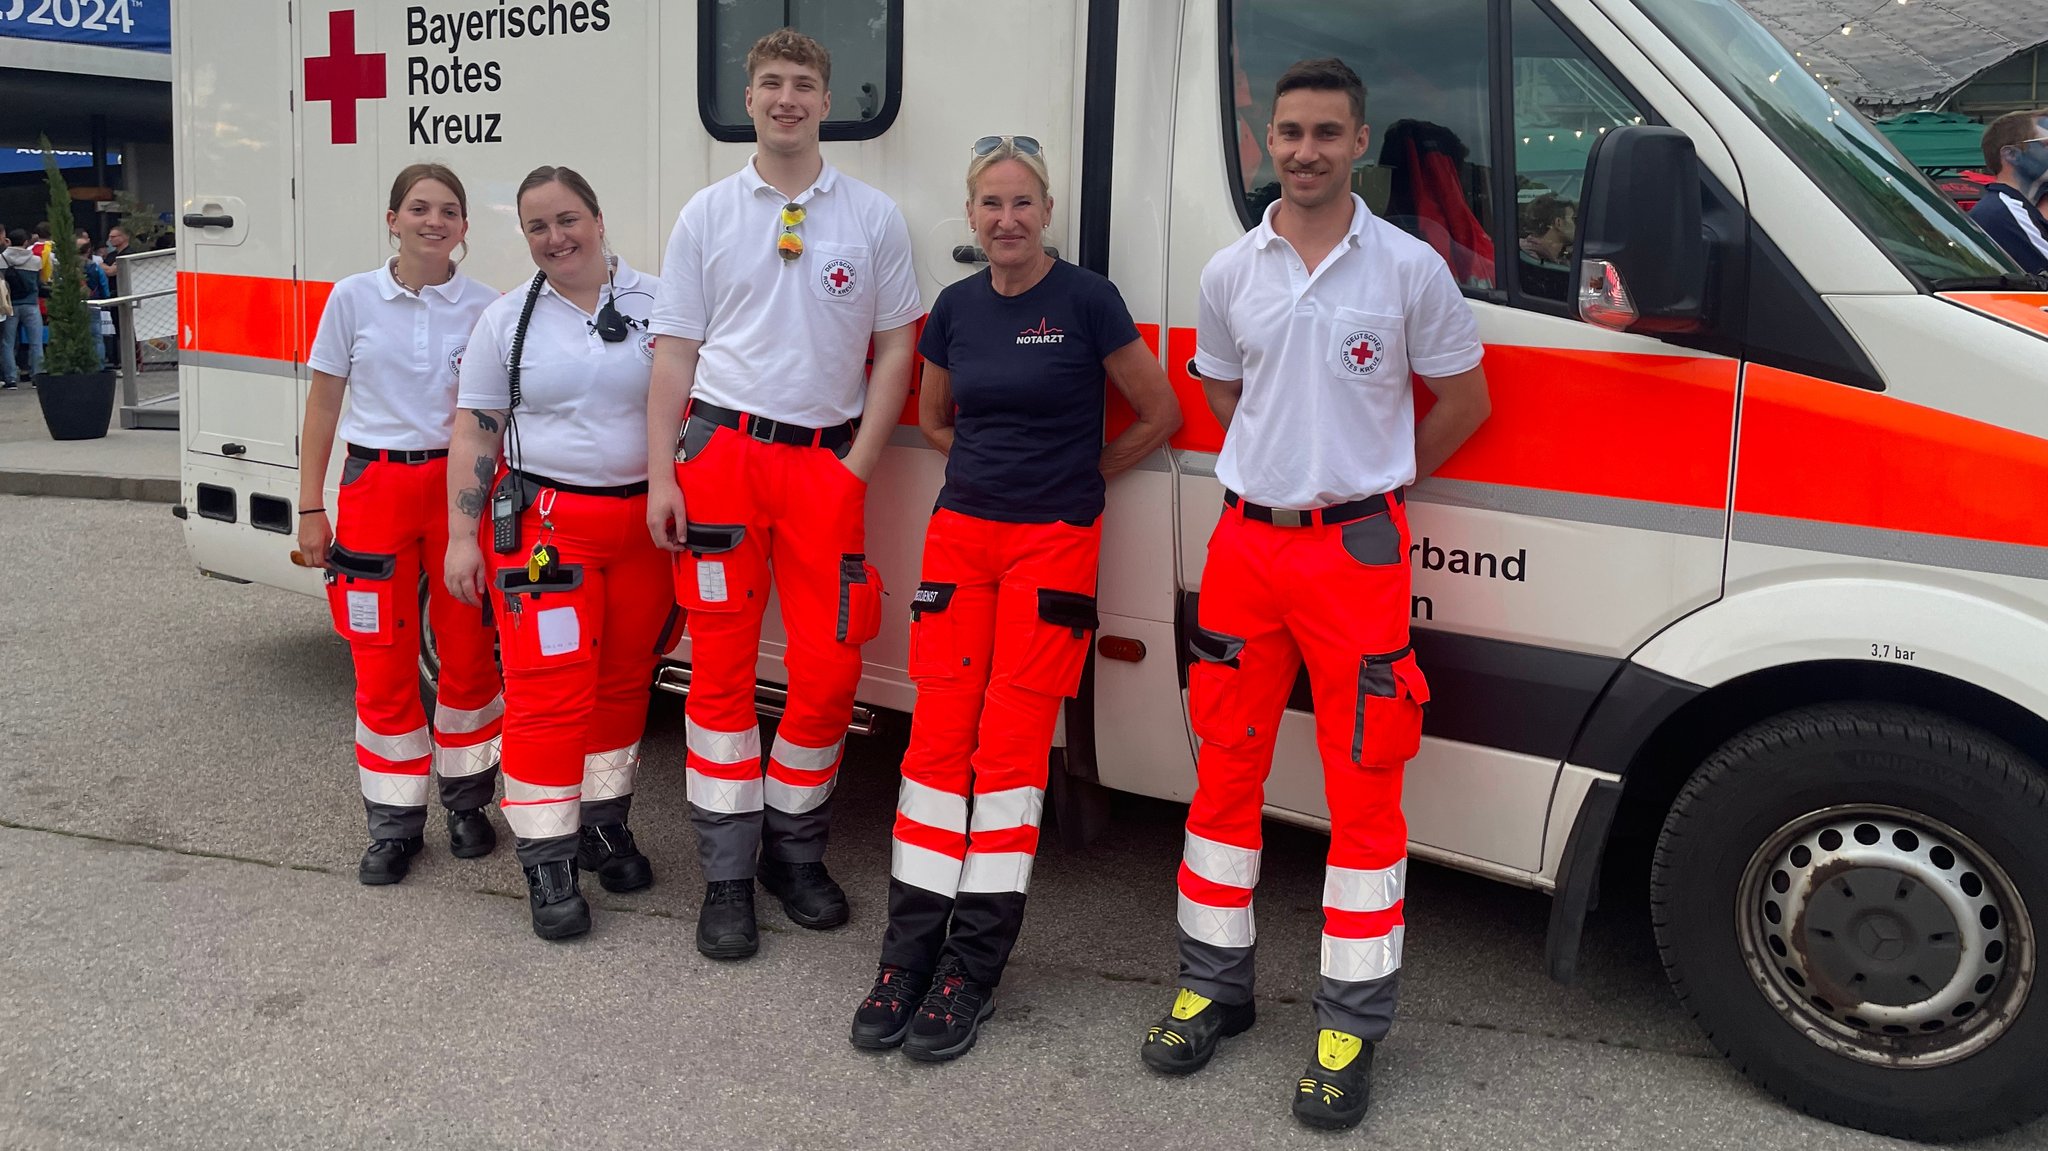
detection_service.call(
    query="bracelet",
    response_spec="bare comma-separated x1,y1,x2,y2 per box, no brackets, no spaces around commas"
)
298,507,326,516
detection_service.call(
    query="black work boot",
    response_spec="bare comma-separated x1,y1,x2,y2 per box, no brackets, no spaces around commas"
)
576,823,653,893
850,963,932,1051
1292,1030,1376,1130
696,879,759,959
358,837,424,886
1140,988,1257,1075
902,956,995,1063
446,807,498,859
758,857,849,929
523,860,591,941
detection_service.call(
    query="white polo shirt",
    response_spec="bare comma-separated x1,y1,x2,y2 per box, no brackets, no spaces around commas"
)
457,258,656,489
650,157,922,427
1195,195,1484,509
308,260,497,451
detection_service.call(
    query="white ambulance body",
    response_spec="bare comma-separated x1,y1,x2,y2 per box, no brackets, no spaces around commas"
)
174,0,2048,1137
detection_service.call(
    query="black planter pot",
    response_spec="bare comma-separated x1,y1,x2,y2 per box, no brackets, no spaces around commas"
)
35,369,117,441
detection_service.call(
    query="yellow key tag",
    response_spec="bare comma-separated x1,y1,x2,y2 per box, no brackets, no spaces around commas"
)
526,543,552,583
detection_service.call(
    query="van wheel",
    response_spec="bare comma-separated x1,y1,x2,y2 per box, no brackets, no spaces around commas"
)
1651,704,2046,1141
416,574,442,699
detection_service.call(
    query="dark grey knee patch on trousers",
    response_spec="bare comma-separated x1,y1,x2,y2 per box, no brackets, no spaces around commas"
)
1314,972,1400,1041
1177,930,1257,1006
692,805,763,881
363,799,427,842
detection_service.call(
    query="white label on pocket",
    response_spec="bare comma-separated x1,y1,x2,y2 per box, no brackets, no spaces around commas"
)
346,590,380,634
697,560,728,604
536,606,581,657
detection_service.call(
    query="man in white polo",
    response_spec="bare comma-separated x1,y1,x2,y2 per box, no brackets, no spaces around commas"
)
1137,58,1490,1130
646,27,921,961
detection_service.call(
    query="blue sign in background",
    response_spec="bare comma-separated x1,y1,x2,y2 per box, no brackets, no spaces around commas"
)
0,0,168,53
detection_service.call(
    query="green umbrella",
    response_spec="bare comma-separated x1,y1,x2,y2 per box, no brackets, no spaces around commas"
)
1873,110,1986,174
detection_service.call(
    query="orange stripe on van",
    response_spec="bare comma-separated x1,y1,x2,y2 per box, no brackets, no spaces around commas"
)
1735,363,2048,548
1939,291,2048,340
178,271,305,363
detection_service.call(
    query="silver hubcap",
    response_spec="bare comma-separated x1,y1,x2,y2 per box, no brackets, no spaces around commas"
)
1738,805,2032,1067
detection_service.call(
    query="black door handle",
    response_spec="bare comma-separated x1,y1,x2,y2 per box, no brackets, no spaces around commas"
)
183,213,235,229
221,442,248,457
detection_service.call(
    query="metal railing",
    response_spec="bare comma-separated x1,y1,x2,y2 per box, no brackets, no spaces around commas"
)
86,248,179,430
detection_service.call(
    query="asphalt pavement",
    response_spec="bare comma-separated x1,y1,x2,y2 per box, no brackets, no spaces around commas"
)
2,494,2042,1151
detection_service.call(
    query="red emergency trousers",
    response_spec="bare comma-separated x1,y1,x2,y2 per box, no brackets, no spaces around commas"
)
323,450,502,841
671,414,882,882
879,509,1101,986
1175,491,1429,1041
488,481,677,867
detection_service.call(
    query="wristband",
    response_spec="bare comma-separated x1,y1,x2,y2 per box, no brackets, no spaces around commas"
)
298,507,326,516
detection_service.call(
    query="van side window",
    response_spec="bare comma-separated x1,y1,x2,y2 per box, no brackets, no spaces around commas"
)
1226,0,1499,292
1510,0,1647,305
700,0,902,142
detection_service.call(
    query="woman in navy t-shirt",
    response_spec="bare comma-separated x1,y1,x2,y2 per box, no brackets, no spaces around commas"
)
851,135,1181,1062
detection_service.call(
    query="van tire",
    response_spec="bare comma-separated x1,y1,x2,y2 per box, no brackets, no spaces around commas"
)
1651,703,2048,1141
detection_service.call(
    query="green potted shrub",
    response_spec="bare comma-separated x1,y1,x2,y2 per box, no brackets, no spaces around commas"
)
33,137,116,440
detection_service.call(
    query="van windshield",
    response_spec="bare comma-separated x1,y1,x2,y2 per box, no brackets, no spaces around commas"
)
1634,0,2019,287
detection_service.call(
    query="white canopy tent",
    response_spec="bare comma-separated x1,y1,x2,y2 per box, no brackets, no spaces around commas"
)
1740,0,2048,105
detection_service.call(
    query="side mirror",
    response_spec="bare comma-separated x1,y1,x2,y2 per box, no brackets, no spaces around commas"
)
1573,126,1707,333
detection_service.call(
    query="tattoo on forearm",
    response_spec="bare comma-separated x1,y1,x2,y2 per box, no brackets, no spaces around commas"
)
456,454,495,520
472,410,500,433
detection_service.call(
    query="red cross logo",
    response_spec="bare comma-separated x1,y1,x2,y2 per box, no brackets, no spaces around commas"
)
304,10,387,146
1350,340,1373,366
821,257,857,298
830,267,851,289
1339,329,1384,376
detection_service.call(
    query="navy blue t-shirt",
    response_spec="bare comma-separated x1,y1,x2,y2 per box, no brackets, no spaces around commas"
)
919,260,1142,524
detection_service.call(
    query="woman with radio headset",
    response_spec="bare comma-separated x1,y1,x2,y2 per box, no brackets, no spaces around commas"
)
445,164,673,940
300,163,506,886
849,135,1180,1059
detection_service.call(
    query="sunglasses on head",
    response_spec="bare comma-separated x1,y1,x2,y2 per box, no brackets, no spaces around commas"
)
777,201,806,262
972,135,1042,157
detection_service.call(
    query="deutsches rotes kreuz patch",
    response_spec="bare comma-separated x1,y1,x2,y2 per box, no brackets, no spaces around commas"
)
821,257,857,298
1337,329,1384,377
447,343,467,381
639,333,658,363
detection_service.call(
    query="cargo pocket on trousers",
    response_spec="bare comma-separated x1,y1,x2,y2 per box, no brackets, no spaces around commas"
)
837,554,884,644
1352,646,1429,766
494,564,594,672
676,522,757,613
1186,625,1253,750
324,546,398,646
908,581,961,680
1012,588,1098,697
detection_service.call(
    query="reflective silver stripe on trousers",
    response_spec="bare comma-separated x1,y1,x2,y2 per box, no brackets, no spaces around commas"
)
359,766,430,808
1321,926,1405,983
769,733,844,773
686,768,764,814
1323,859,1407,913
434,737,498,779
1177,891,1256,948
1183,831,1261,890
892,838,964,897
765,773,836,814
501,779,581,840
969,785,1044,833
685,717,761,765
583,742,640,801
356,719,432,764
434,694,505,735
896,777,968,832
958,851,1035,894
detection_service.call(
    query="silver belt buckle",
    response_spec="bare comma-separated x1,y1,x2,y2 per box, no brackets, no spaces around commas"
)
1271,508,1308,528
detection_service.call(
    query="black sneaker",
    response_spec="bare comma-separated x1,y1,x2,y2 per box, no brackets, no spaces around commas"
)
576,823,653,893
902,957,994,1063
1292,1030,1375,1130
696,879,759,959
446,807,498,859
850,963,931,1051
358,836,424,886
523,860,590,941
758,857,849,929
1140,988,1257,1075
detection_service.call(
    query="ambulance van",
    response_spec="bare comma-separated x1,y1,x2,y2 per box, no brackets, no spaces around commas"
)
172,0,2048,1137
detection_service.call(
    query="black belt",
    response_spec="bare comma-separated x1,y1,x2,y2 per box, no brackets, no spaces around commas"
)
512,469,650,499
347,444,449,464
687,399,856,450
1224,488,1401,527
